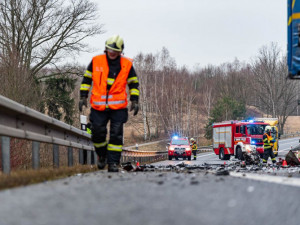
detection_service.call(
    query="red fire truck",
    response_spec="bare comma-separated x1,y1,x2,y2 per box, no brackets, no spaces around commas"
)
212,120,268,160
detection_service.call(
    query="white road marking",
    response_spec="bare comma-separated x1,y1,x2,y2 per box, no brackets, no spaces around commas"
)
196,153,215,158
278,147,296,153
230,172,300,188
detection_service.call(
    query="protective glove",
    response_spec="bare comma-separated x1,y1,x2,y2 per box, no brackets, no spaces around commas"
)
79,97,87,112
130,100,139,116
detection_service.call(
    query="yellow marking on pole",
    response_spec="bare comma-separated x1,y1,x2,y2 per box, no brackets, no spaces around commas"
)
292,0,296,9
288,13,300,26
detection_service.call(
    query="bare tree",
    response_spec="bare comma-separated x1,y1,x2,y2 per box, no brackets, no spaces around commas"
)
133,43,299,143
134,52,157,140
251,43,297,133
0,0,103,105
134,48,181,140
0,48,38,105
203,85,214,118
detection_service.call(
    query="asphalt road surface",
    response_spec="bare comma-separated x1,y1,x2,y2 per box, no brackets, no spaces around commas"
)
0,138,299,225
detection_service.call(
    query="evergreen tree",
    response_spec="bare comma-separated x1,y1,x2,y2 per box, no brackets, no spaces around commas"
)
205,96,246,139
41,76,77,125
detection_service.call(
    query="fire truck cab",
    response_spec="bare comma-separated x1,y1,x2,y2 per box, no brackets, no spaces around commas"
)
213,120,268,160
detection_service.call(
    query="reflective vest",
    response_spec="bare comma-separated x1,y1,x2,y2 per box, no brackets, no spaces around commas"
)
263,133,273,149
192,143,197,151
91,54,132,111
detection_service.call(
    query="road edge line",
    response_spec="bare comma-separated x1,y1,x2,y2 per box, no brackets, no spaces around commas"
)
230,172,300,188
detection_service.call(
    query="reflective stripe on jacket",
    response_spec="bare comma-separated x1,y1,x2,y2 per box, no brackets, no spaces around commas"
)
91,54,132,111
263,133,273,149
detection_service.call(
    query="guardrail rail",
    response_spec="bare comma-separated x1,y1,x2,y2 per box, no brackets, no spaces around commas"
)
0,95,167,174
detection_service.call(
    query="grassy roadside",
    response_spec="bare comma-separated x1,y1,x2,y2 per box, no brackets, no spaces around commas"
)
0,165,98,191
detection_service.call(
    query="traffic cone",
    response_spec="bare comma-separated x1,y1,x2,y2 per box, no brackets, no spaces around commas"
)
136,161,140,167
282,160,287,167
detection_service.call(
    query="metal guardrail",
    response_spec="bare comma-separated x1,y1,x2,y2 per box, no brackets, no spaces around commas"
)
126,139,169,149
0,95,94,174
0,95,167,174
0,96,93,150
121,148,168,164
197,145,213,153
280,133,300,139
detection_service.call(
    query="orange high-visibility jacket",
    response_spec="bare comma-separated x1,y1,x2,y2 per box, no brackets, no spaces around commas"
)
91,54,133,111
263,133,274,149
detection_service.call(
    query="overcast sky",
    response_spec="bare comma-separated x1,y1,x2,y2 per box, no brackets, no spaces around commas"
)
79,0,286,70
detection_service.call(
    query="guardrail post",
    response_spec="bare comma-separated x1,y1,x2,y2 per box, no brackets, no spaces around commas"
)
68,147,73,167
91,151,95,164
83,150,87,164
32,141,40,169
53,144,59,168
87,151,91,164
79,149,84,164
94,152,98,165
1,136,10,174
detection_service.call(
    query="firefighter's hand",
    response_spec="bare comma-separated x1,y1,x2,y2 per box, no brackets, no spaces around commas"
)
79,97,87,112
130,100,139,116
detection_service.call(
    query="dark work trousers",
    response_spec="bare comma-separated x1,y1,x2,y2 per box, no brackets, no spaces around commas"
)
192,150,197,160
263,148,276,163
89,108,128,164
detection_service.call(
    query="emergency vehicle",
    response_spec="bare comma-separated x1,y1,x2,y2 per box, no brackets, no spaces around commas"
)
168,136,192,160
213,120,268,160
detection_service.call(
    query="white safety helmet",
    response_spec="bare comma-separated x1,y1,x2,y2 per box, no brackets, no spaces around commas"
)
265,126,272,133
105,35,124,52
190,138,195,142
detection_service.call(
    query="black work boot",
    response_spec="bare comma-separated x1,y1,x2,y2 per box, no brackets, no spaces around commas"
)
108,163,119,172
97,156,107,170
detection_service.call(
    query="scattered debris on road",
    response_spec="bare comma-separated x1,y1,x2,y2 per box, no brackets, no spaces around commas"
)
285,150,300,166
120,152,300,178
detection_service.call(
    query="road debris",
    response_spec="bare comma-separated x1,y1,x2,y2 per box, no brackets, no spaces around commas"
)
243,151,261,165
285,150,300,166
120,156,300,178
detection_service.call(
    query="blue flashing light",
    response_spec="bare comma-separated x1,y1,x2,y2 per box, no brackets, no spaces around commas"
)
249,120,254,123
251,141,256,144
172,135,179,140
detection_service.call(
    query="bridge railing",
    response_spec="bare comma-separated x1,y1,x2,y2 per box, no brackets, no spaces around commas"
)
0,95,167,174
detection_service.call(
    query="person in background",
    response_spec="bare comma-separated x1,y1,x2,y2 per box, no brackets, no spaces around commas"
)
79,35,139,172
190,138,197,160
262,126,276,166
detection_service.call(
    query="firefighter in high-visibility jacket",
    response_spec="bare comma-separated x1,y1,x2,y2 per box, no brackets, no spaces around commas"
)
190,138,197,160
262,126,276,165
79,35,139,172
